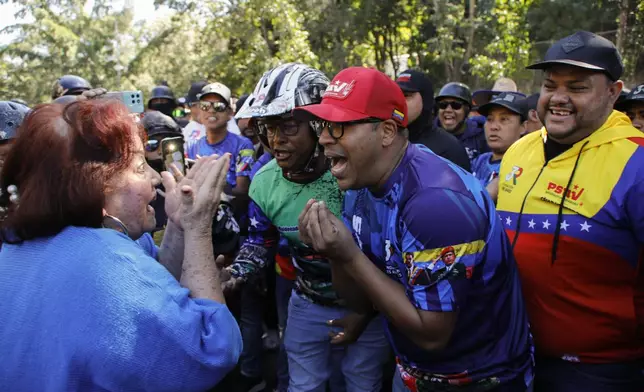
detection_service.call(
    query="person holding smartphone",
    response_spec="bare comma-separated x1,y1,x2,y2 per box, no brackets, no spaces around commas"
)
0,99,242,391
142,111,184,233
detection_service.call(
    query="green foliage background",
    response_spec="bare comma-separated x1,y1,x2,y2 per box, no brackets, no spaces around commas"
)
1,0,642,105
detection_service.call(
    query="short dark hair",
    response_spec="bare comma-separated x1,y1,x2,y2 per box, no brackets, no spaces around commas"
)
1,100,144,243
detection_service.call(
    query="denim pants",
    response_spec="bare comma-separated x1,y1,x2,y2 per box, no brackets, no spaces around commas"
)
534,357,644,392
275,276,295,392
239,281,264,378
284,292,390,392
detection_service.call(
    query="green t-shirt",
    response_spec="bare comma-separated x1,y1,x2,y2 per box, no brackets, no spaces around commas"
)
250,159,344,306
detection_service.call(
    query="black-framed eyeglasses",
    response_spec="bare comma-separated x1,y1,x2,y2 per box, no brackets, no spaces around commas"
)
199,101,228,113
255,118,301,138
438,101,464,110
312,118,382,140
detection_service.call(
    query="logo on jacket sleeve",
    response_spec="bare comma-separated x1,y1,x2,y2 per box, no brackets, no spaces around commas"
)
505,165,523,184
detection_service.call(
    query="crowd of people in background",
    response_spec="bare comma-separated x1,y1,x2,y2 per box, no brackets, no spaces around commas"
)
0,30,643,392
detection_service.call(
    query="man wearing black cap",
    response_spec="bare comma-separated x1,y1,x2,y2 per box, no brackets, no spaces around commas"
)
616,84,644,131
142,111,184,232
472,92,526,190
496,31,644,391
396,70,471,171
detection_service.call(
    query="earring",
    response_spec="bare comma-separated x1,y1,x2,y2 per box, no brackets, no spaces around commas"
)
7,184,19,205
102,214,129,237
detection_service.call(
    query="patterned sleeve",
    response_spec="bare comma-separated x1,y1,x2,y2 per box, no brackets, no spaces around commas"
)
229,199,279,279
235,138,255,178
399,188,488,312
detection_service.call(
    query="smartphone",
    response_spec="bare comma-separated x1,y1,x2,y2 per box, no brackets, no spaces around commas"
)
104,91,145,113
161,136,186,175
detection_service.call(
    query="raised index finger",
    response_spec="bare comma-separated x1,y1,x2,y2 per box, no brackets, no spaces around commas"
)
298,199,317,229
202,154,230,200
317,201,340,242
307,202,326,251
168,163,185,183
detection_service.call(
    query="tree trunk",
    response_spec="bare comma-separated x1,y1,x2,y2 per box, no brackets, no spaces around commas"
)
616,0,629,55
462,0,477,75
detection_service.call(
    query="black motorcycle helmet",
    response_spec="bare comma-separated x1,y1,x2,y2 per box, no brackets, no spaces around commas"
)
51,75,92,100
148,86,177,105
148,85,178,117
0,101,30,142
435,82,473,107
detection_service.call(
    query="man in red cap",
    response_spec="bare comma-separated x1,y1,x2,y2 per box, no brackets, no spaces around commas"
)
295,67,533,391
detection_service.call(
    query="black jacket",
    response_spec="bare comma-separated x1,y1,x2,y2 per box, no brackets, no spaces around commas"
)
407,76,471,172
412,126,471,172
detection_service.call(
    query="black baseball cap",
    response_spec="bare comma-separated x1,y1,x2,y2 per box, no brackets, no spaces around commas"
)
396,69,429,93
186,81,208,104
527,31,624,81
616,84,644,110
521,93,540,112
142,111,182,137
478,92,527,121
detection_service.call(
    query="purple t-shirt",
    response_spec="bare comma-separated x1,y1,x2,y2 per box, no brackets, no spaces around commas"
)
186,132,254,188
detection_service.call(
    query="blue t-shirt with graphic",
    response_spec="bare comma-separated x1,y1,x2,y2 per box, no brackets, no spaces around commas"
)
471,152,501,188
186,132,255,188
343,143,532,389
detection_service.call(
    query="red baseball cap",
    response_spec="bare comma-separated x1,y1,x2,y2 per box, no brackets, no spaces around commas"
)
293,67,408,127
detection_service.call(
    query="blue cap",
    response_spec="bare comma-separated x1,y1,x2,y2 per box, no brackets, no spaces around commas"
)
478,92,527,121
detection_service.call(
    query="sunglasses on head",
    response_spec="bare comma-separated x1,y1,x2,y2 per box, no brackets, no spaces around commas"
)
438,101,464,110
312,118,382,140
199,101,228,113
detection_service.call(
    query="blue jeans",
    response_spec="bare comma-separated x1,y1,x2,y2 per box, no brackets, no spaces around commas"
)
534,357,644,392
275,276,295,392
239,281,264,378
284,292,390,392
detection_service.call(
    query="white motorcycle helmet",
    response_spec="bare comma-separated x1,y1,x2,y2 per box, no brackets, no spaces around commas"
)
236,63,329,120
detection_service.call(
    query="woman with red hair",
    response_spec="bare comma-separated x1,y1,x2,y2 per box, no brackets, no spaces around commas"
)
0,99,242,391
